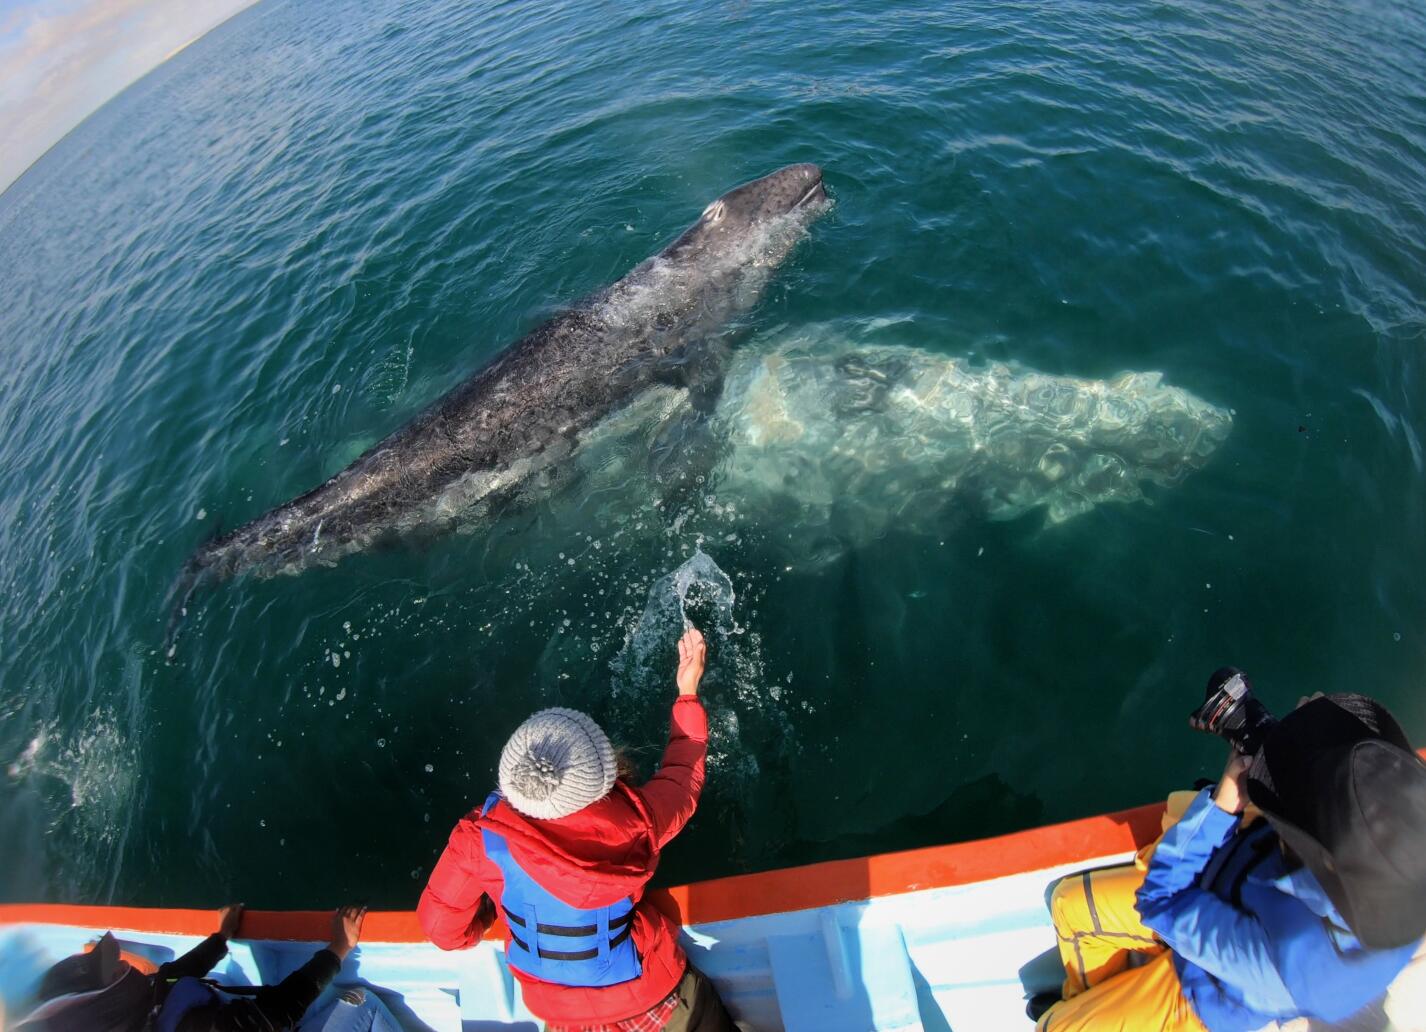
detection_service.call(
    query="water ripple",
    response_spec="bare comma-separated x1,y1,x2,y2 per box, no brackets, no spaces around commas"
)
0,0,1423,904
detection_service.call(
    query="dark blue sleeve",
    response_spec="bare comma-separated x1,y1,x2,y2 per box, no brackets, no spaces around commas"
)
157,933,228,981
175,948,342,1032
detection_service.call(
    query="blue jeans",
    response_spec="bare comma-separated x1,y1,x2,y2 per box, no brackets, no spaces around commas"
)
301,988,402,1032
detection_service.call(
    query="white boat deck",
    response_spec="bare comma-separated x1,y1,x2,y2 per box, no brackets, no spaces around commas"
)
4,809,1422,1031
0,849,1127,1030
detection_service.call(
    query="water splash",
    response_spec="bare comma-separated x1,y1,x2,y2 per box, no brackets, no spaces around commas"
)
6,708,136,845
611,549,741,693
671,548,737,631
610,549,776,783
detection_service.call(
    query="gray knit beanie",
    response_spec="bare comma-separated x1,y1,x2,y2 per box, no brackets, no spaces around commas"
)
498,707,616,820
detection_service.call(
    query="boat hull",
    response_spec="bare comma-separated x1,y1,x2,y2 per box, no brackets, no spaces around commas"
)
3,795,1422,1030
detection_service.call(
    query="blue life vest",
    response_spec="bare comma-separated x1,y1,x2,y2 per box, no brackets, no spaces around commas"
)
479,793,642,988
154,976,219,1032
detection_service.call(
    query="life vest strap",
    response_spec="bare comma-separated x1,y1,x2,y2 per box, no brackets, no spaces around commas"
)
507,920,634,961
501,905,634,938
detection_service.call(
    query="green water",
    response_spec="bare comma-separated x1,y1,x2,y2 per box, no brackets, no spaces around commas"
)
1,0,1424,908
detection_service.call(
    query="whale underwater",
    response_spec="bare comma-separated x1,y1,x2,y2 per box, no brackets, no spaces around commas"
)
180,164,831,589
712,332,1231,539
562,327,1233,557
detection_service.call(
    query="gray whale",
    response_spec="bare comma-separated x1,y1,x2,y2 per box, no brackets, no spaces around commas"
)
554,326,1233,560
183,165,829,586
714,332,1232,533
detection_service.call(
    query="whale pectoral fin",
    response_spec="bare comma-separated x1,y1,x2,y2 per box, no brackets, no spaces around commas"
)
684,337,735,416
648,406,726,502
652,326,746,415
645,329,753,506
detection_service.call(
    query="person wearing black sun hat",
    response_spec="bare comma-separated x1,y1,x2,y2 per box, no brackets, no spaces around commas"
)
1244,693,1426,952
1031,679,1426,1032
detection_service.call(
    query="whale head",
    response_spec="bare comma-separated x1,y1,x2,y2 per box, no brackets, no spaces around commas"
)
665,163,829,264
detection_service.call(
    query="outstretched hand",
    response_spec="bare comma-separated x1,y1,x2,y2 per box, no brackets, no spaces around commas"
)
328,904,367,960
676,626,706,697
218,903,244,940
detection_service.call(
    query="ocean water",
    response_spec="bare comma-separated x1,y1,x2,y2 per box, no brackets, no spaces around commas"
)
1,0,1424,908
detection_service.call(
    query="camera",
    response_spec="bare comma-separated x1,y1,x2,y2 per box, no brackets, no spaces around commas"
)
1189,667,1278,756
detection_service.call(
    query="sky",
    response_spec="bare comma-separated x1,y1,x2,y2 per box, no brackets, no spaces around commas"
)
0,0,259,194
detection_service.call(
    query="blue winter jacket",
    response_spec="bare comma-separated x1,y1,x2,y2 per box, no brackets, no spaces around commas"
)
1136,787,1417,1032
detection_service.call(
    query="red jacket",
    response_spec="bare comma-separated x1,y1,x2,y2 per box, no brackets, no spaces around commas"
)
418,697,708,1025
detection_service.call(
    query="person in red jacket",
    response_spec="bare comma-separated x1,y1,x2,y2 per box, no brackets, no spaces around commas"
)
418,625,734,1032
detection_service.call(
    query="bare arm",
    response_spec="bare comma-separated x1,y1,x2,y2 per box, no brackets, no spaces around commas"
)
640,627,710,848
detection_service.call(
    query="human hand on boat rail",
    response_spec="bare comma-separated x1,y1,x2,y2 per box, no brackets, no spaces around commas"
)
218,902,245,940
676,626,706,697
328,903,368,960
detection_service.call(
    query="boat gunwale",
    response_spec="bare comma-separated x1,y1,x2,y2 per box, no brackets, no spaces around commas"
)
0,800,1169,942
13,744,1424,943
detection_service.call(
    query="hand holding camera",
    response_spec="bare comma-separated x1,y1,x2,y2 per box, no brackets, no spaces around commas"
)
1189,667,1278,757
1189,667,1277,814
1213,751,1251,814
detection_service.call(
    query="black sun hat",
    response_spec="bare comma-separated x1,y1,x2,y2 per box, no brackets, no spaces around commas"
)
1246,693,1426,949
